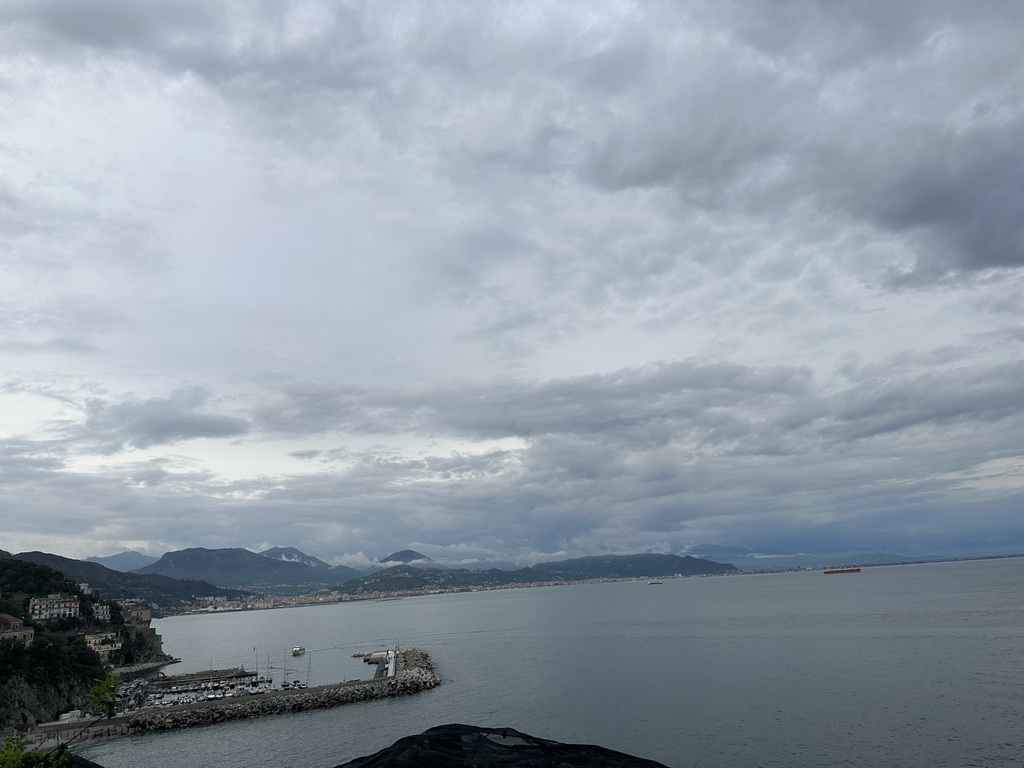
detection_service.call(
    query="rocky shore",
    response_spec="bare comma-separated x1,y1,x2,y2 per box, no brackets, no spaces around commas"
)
126,648,439,733
333,724,670,768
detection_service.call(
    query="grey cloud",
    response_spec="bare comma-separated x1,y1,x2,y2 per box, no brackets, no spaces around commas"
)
829,361,1024,441
0,440,66,481
256,356,1024,465
10,0,1021,293
0,0,215,50
8,356,1024,560
721,0,956,69
850,123,1024,283
837,346,977,383
66,386,250,453
4,1,1024,561
0,300,122,357
2,1,381,95
254,360,815,441
585,68,794,201
252,381,412,436
0,338,99,355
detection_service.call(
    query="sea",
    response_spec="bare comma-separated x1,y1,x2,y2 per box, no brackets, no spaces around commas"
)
78,557,1024,768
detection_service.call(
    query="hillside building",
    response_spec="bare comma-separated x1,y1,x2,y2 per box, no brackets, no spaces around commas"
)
28,594,80,621
0,613,34,646
84,632,122,664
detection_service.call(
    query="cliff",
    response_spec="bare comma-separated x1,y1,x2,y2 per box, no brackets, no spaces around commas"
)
0,674,95,732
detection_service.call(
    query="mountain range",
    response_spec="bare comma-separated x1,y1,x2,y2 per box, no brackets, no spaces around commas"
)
3,551,244,608
85,549,159,571
133,547,359,589
127,548,738,593
78,541,945,594
679,544,923,570
260,546,332,568
337,553,738,595
10,545,742,600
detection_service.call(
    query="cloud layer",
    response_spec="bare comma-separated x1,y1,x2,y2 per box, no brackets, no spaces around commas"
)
1,1,1023,563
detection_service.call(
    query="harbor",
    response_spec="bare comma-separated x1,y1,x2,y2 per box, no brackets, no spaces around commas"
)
32,647,438,748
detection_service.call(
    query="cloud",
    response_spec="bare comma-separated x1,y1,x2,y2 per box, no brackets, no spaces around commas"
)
846,123,1024,284
0,338,99,355
1,0,1023,562
62,386,250,453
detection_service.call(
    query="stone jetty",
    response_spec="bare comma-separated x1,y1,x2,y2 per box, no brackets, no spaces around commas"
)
127,648,439,733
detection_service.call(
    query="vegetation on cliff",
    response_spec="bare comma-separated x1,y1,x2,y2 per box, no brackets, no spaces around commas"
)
0,560,164,731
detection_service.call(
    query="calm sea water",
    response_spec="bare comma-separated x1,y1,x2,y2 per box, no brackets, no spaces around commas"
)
79,558,1024,767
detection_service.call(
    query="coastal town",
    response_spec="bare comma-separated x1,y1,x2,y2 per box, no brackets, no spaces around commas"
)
0,560,442,753
1,591,165,666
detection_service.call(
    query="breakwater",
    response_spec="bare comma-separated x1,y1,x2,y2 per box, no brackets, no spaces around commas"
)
126,648,439,733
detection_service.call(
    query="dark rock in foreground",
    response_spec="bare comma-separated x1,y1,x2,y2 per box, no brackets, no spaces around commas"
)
333,724,670,768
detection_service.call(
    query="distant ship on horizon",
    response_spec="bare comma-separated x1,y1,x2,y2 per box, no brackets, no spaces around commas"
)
823,567,861,574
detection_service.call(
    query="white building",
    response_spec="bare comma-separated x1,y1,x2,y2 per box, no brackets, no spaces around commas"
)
29,594,80,620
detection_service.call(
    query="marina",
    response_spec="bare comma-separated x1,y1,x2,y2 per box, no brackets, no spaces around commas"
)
33,647,439,749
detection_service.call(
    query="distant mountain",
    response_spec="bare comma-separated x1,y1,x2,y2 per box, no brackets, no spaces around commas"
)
331,563,360,580
359,550,443,576
260,547,331,569
681,544,925,571
137,547,355,590
381,550,432,564
13,551,243,608
683,544,769,559
338,553,737,595
340,564,545,594
532,553,737,579
86,550,159,571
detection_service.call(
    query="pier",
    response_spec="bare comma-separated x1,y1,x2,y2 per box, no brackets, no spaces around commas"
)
123,647,438,733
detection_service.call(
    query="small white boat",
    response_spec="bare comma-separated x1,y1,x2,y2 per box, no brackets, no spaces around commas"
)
292,645,306,656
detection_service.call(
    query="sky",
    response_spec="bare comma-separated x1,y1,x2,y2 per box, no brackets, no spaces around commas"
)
1,0,1023,567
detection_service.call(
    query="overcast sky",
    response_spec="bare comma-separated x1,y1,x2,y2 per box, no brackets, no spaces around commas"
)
2,1,1023,566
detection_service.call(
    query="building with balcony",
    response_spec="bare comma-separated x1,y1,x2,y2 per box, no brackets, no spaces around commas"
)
29,594,80,621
